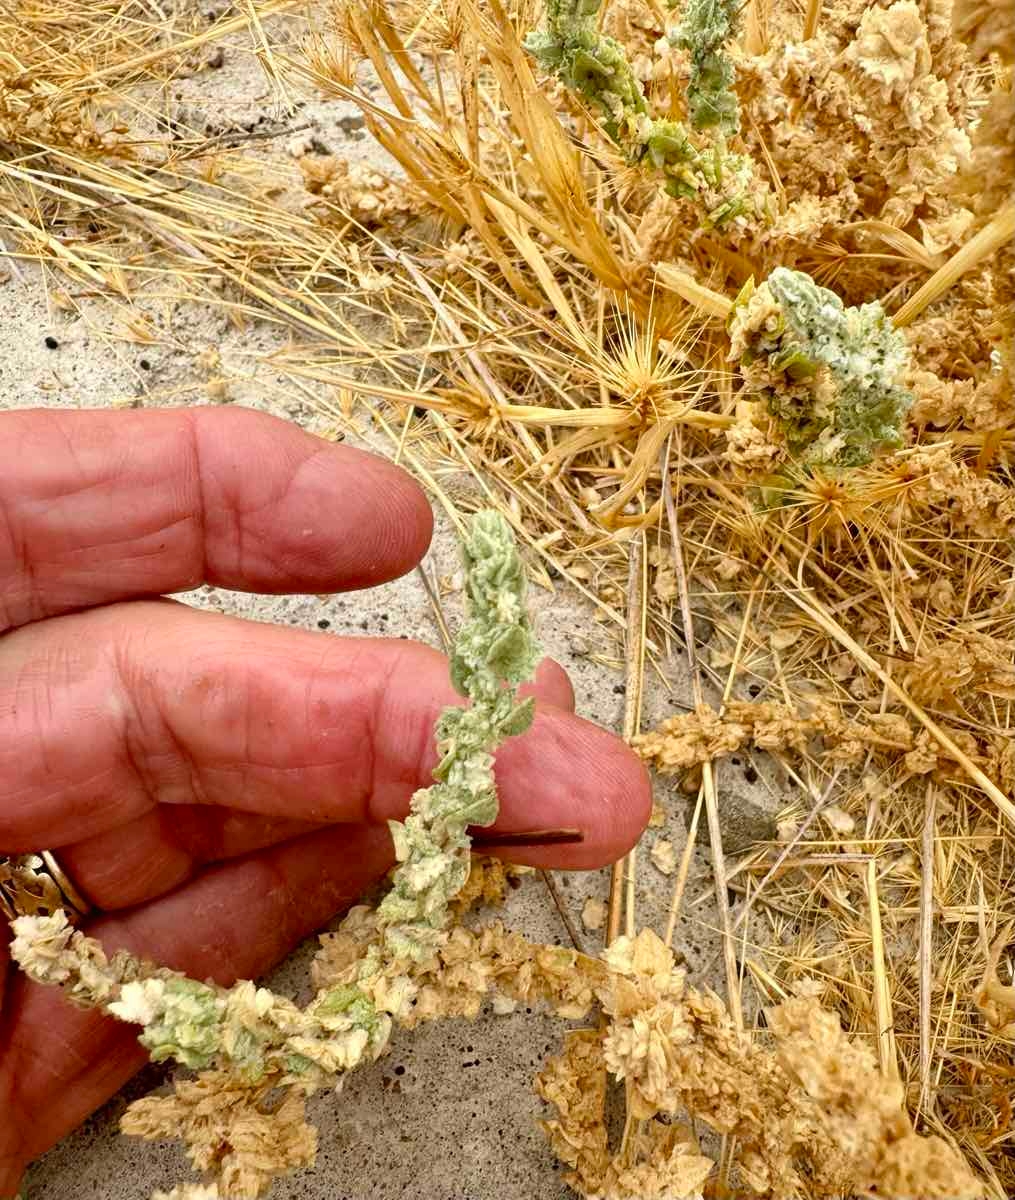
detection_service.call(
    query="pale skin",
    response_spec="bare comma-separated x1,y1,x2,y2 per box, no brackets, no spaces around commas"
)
0,406,651,1196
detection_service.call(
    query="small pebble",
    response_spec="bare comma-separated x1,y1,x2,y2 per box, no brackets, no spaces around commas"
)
821,805,856,836
581,897,606,932
650,838,677,876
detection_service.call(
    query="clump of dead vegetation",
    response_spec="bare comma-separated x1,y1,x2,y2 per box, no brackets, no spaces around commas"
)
2,0,1014,1195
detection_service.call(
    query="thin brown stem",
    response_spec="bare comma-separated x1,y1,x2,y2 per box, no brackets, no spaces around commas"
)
918,783,936,1115
661,438,742,1030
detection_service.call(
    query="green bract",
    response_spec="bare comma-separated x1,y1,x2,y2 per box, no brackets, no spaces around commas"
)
525,0,648,141
137,978,225,1069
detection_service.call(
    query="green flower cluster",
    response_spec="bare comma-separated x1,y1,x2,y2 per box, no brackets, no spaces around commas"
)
671,0,742,136
377,510,539,959
730,268,914,467
525,0,752,223
524,0,648,141
128,978,225,1069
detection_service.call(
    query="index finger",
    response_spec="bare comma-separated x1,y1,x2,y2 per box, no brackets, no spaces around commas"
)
0,407,433,633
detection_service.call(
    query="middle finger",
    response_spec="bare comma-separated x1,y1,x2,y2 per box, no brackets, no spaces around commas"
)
6,615,583,910
0,602,648,873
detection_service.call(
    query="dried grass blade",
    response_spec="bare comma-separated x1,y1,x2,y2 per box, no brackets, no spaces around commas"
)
655,263,733,320
485,195,585,342
919,782,936,1115
661,438,742,1029
851,220,941,271
84,0,300,84
868,859,899,1078
0,202,116,292
346,1,416,118
463,0,626,289
743,0,768,53
460,187,540,303
608,534,646,945
243,0,294,109
731,768,842,933
892,203,1015,328
371,0,439,111
667,586,758,944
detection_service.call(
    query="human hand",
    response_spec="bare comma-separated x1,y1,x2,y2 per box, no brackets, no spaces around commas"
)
0,406,650,1194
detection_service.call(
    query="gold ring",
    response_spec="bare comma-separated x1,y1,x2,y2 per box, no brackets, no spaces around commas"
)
0,851,92,924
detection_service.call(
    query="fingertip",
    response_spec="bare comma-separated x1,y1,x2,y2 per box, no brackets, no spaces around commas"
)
492,709,653,870
597,746,653,860
276,440,434,591
547,730,653,869
521,658,575,712
339,447,435,584
189,406,434,593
